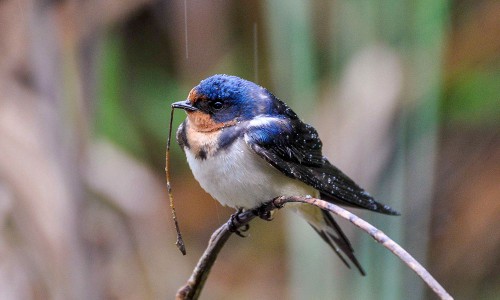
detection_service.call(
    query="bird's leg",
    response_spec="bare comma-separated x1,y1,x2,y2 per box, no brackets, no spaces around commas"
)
228,208,249,237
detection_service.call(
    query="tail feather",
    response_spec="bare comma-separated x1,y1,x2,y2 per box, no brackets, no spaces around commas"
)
319,210,366,276
310,225,352,269
293,203,365,276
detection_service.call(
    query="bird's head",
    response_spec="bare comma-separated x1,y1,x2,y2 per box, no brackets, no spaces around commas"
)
172,74,277,132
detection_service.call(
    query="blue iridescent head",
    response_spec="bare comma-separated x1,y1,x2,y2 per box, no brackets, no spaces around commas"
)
176,74,276,124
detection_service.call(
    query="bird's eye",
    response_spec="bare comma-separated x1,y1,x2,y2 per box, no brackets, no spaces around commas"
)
210,101,223,110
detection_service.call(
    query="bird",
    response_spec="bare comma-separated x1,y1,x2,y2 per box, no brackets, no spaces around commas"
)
172,74,399,275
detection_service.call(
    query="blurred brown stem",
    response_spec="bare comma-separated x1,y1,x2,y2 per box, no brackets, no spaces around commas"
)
175,196,453,300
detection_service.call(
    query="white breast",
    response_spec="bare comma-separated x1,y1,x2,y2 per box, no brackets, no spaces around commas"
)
185,138,316,209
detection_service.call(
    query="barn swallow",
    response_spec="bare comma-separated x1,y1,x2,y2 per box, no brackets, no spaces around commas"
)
173,74,399,275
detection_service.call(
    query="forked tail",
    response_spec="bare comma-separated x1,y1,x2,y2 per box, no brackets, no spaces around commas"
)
292,203,365,275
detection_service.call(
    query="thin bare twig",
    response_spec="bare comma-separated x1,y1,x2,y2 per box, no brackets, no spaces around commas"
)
176,197,452,300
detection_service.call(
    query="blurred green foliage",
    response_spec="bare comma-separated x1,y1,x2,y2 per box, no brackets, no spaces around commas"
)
444,69,500,125
96,33,188,167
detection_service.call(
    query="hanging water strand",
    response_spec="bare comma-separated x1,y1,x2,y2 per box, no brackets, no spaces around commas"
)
184,0,189,59
253,22,259,83
166,106,186,255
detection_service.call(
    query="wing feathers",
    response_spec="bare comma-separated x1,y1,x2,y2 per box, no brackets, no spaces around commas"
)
244,114,398,275
245,118,399,215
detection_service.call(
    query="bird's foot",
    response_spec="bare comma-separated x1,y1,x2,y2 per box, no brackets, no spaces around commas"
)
252,204,274,221
228,208,250,237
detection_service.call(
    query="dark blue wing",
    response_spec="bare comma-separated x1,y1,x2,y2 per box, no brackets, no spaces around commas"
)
244,116,399,215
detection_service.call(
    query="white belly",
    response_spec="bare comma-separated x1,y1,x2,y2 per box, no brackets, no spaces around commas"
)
185,139,316,209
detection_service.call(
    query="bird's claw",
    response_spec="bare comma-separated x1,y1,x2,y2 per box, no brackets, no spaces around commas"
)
228,208,250,237
252,205,273,221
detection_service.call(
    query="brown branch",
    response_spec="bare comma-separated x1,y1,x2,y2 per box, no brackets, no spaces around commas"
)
175,206,267,300
176,197,453,300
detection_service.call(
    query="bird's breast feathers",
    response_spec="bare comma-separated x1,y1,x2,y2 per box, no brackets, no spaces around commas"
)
182,120,316,209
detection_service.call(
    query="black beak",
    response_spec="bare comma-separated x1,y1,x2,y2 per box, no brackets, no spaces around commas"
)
172,100,197,111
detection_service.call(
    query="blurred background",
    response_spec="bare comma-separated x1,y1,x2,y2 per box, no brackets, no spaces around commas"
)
0,0,498,299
